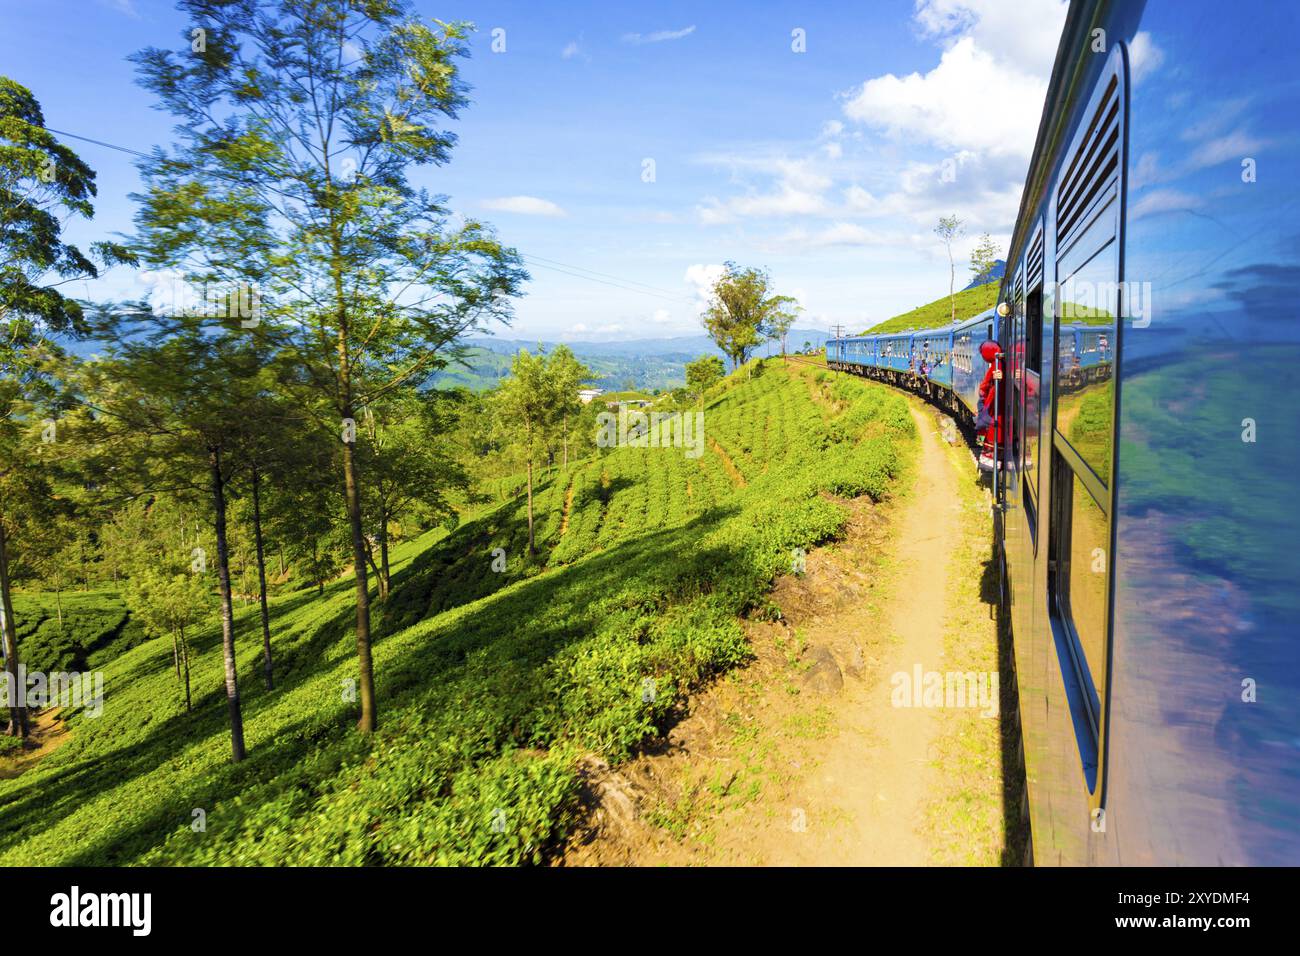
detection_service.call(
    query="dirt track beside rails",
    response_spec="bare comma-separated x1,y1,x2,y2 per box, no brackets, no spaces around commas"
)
561,397,1006,866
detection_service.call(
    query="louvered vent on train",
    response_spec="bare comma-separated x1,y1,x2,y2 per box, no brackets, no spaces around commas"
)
1056,73,1120,248
1027,228,1044,288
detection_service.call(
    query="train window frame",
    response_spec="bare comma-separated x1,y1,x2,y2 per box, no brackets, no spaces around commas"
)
1024,221,1045,548
1045,41,1127,803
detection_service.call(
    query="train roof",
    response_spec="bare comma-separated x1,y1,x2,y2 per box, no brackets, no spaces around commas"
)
828,306,997,344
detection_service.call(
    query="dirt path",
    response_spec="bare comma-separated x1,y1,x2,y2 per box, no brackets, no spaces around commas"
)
559,475,578,536
708,437,747,488
562,400,1005,866
0,709,71,780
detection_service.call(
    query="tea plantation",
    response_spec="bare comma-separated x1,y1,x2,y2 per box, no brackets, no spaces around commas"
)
0,359,914,865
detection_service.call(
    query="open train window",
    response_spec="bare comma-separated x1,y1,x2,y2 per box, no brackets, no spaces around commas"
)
1045,43,1125,800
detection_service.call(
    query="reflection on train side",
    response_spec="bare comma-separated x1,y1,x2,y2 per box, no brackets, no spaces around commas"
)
1055,323,1115,485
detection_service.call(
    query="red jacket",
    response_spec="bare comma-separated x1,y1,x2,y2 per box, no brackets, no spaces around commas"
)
978,357,1003,446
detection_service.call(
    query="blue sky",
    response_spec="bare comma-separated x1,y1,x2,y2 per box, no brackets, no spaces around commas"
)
0,0,1069,340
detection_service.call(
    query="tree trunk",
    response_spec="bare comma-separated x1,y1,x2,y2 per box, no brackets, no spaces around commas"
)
171,632,180,679
180,625,192,713
341,435,377,733
209,446,246,762
54,588,63,628
948,246,956,322
378,516,391,601
250,461,274,691
0,520,29,738
526,456,536,556
363,538,383,600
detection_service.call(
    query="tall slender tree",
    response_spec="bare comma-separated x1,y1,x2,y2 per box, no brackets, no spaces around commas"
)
72,318,262,761
0,76,132,736
934,215,965,322
129,1,526,732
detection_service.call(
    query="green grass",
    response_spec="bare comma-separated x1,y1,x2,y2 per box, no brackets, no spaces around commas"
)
864,281,999,334
0,359,915,866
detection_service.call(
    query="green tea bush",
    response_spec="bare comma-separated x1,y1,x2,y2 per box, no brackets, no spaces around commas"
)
0,361,914,867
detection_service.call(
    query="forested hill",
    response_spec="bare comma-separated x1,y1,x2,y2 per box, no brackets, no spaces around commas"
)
0,358,915,866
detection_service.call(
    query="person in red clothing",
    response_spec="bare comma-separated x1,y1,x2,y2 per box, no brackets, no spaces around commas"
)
976,340,1002,472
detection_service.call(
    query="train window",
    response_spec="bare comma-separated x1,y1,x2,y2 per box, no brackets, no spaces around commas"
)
1064,472,1108,716
1048,452,1110,752
1045,42,1125,796
1056,231,1117,487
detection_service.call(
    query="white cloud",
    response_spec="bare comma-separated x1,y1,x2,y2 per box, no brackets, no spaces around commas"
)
561,40,582,60
843,35,1051,160
1128,31,1164,85
684,263,725,313
623,25,696,44
482,195,566,217
1130,189,1202,220
695,156,833,223
822,119,844,138
913,0,1066,78
1189,132,1261,170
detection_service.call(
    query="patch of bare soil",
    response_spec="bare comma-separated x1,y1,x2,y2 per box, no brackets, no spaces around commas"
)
708,437,747,488
0,709,71,779
561,401,994,866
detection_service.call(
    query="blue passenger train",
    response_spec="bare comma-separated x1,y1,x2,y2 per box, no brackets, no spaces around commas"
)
828,0,1300,866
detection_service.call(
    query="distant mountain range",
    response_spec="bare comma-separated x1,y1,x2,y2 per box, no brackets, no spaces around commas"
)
433,329,834,392
464,328,832,360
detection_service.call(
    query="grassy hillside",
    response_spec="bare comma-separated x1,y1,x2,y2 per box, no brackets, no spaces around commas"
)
865,280,1000,334
0,360,915,866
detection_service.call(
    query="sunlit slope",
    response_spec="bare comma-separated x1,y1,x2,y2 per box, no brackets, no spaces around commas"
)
0,360,914,866
865,281,999,334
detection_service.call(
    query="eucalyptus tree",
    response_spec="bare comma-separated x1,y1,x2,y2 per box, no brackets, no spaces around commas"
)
0,76,132,737
73,316,268,762
934,215,965,322
493,350,553,558
356,388,464,601
229,383,314,690
129,0,527,732
544,346,592,471
125,567,212,713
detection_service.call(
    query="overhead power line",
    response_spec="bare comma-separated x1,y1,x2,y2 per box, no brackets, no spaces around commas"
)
41,125,699,309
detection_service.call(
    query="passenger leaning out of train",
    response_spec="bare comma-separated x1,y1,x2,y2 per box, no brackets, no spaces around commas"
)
976,340,1002,473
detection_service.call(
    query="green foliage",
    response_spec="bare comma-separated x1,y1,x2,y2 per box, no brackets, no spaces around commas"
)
968,232,1001,287
685,354,725,402
0,362,914,866
702,262,800,369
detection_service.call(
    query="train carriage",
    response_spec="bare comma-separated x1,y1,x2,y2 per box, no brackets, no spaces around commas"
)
824,0,1300,866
